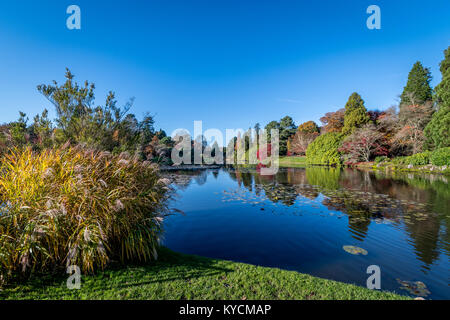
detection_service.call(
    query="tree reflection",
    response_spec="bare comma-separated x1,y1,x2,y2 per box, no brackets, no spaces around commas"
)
164,167,449,268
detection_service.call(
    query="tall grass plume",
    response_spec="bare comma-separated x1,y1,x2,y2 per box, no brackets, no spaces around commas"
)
0,146,171,284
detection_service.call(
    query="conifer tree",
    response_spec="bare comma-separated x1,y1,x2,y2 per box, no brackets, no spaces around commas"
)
342,92,370,135
399,61,433,111
424,47,450,150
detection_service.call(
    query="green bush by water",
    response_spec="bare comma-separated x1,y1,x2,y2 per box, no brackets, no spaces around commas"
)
430,147,450,166
306,133,343,166
377,148,449,167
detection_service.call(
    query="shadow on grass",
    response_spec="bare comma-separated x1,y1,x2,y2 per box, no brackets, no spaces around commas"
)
1,247,233,295
113,248,233,289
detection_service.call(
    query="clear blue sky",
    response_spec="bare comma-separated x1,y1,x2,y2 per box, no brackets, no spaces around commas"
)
0,0,449,138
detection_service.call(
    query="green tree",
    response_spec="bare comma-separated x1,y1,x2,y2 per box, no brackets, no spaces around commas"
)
424,47,450,150
279,116,297,155
264,120,280,145
155,129,167,140
342,92,370,135
37,68,133,149
10,112,28,147
254,122,261,147
36,69,158,158
32,109,53,150
434,48,450,109
400,61,433,108
306,132,343,166
264,120,280,135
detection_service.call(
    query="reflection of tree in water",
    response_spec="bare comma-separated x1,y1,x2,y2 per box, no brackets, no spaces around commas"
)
302,167,371,240
372,173,449,271
253,170,298,205
306,167,341,190
162,170,206,190
240,171,253,191
322,169,447,269
405,215,441,272
169,167,448,269
227,168,244,187
261,184,298,206
297,167,446,266
193,170,208,186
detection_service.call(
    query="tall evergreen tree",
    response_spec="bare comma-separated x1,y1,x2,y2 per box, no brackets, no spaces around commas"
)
264,120,280,141
434,47,450,110
342,92,370,135
400,61,433,108
279,116,297,155
254,122,261,148
424,47,450,150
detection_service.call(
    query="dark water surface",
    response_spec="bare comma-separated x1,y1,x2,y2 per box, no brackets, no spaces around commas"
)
163,167,450,299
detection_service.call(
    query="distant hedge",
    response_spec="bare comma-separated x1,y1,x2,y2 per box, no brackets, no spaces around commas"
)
391,147,450,166
431,147,450,166
306,132,343,166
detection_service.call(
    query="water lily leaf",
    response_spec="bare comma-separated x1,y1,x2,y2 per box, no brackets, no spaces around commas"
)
342,245,368,255
396,279,431,297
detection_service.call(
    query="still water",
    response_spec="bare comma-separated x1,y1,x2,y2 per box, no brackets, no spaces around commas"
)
163,167,449,299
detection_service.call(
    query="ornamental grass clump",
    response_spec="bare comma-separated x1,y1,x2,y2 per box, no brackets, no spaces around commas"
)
0,146,171,284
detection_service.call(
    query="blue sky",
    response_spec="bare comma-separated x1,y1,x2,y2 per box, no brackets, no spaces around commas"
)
0,0,449,138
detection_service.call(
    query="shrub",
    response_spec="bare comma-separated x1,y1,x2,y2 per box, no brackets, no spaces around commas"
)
306,132,343,166
431,147,450,166
405,151,432,166
391,157,408,165
0,146,171,284
374,156,388,164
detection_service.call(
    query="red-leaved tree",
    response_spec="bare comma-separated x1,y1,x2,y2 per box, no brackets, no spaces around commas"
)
339,123,388,163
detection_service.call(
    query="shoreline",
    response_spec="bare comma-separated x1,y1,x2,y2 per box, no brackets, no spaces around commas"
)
160,164,224,171
161,158,449,177
275,156,450,176
0,248,410,300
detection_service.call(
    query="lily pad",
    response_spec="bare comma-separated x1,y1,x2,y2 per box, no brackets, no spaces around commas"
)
396,279,431,297
342,245,368,255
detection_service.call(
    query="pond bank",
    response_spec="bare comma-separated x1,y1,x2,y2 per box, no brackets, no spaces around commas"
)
0,248,409,300
278,156,450,175
160,164,223,171
354,162,450,175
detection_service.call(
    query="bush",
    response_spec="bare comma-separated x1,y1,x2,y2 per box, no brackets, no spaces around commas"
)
0,146,171,284
391,157,407,165
431,147,450,166
306,132,343,166
374,156,388,164
405,151,432,166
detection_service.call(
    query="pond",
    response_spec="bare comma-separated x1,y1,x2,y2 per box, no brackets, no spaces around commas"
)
162,167,450,299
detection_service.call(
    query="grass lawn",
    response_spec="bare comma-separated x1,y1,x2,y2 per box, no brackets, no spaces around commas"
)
278,156,307,168
0,248,409,300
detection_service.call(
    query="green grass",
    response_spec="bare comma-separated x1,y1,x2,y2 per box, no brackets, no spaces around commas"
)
278,156,307,168
0,248,409,300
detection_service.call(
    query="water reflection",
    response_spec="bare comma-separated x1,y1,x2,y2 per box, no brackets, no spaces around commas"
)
165,167,449,272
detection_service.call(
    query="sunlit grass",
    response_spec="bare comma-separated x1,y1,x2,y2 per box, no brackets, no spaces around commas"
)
0,248,410,300
278,156,307,168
